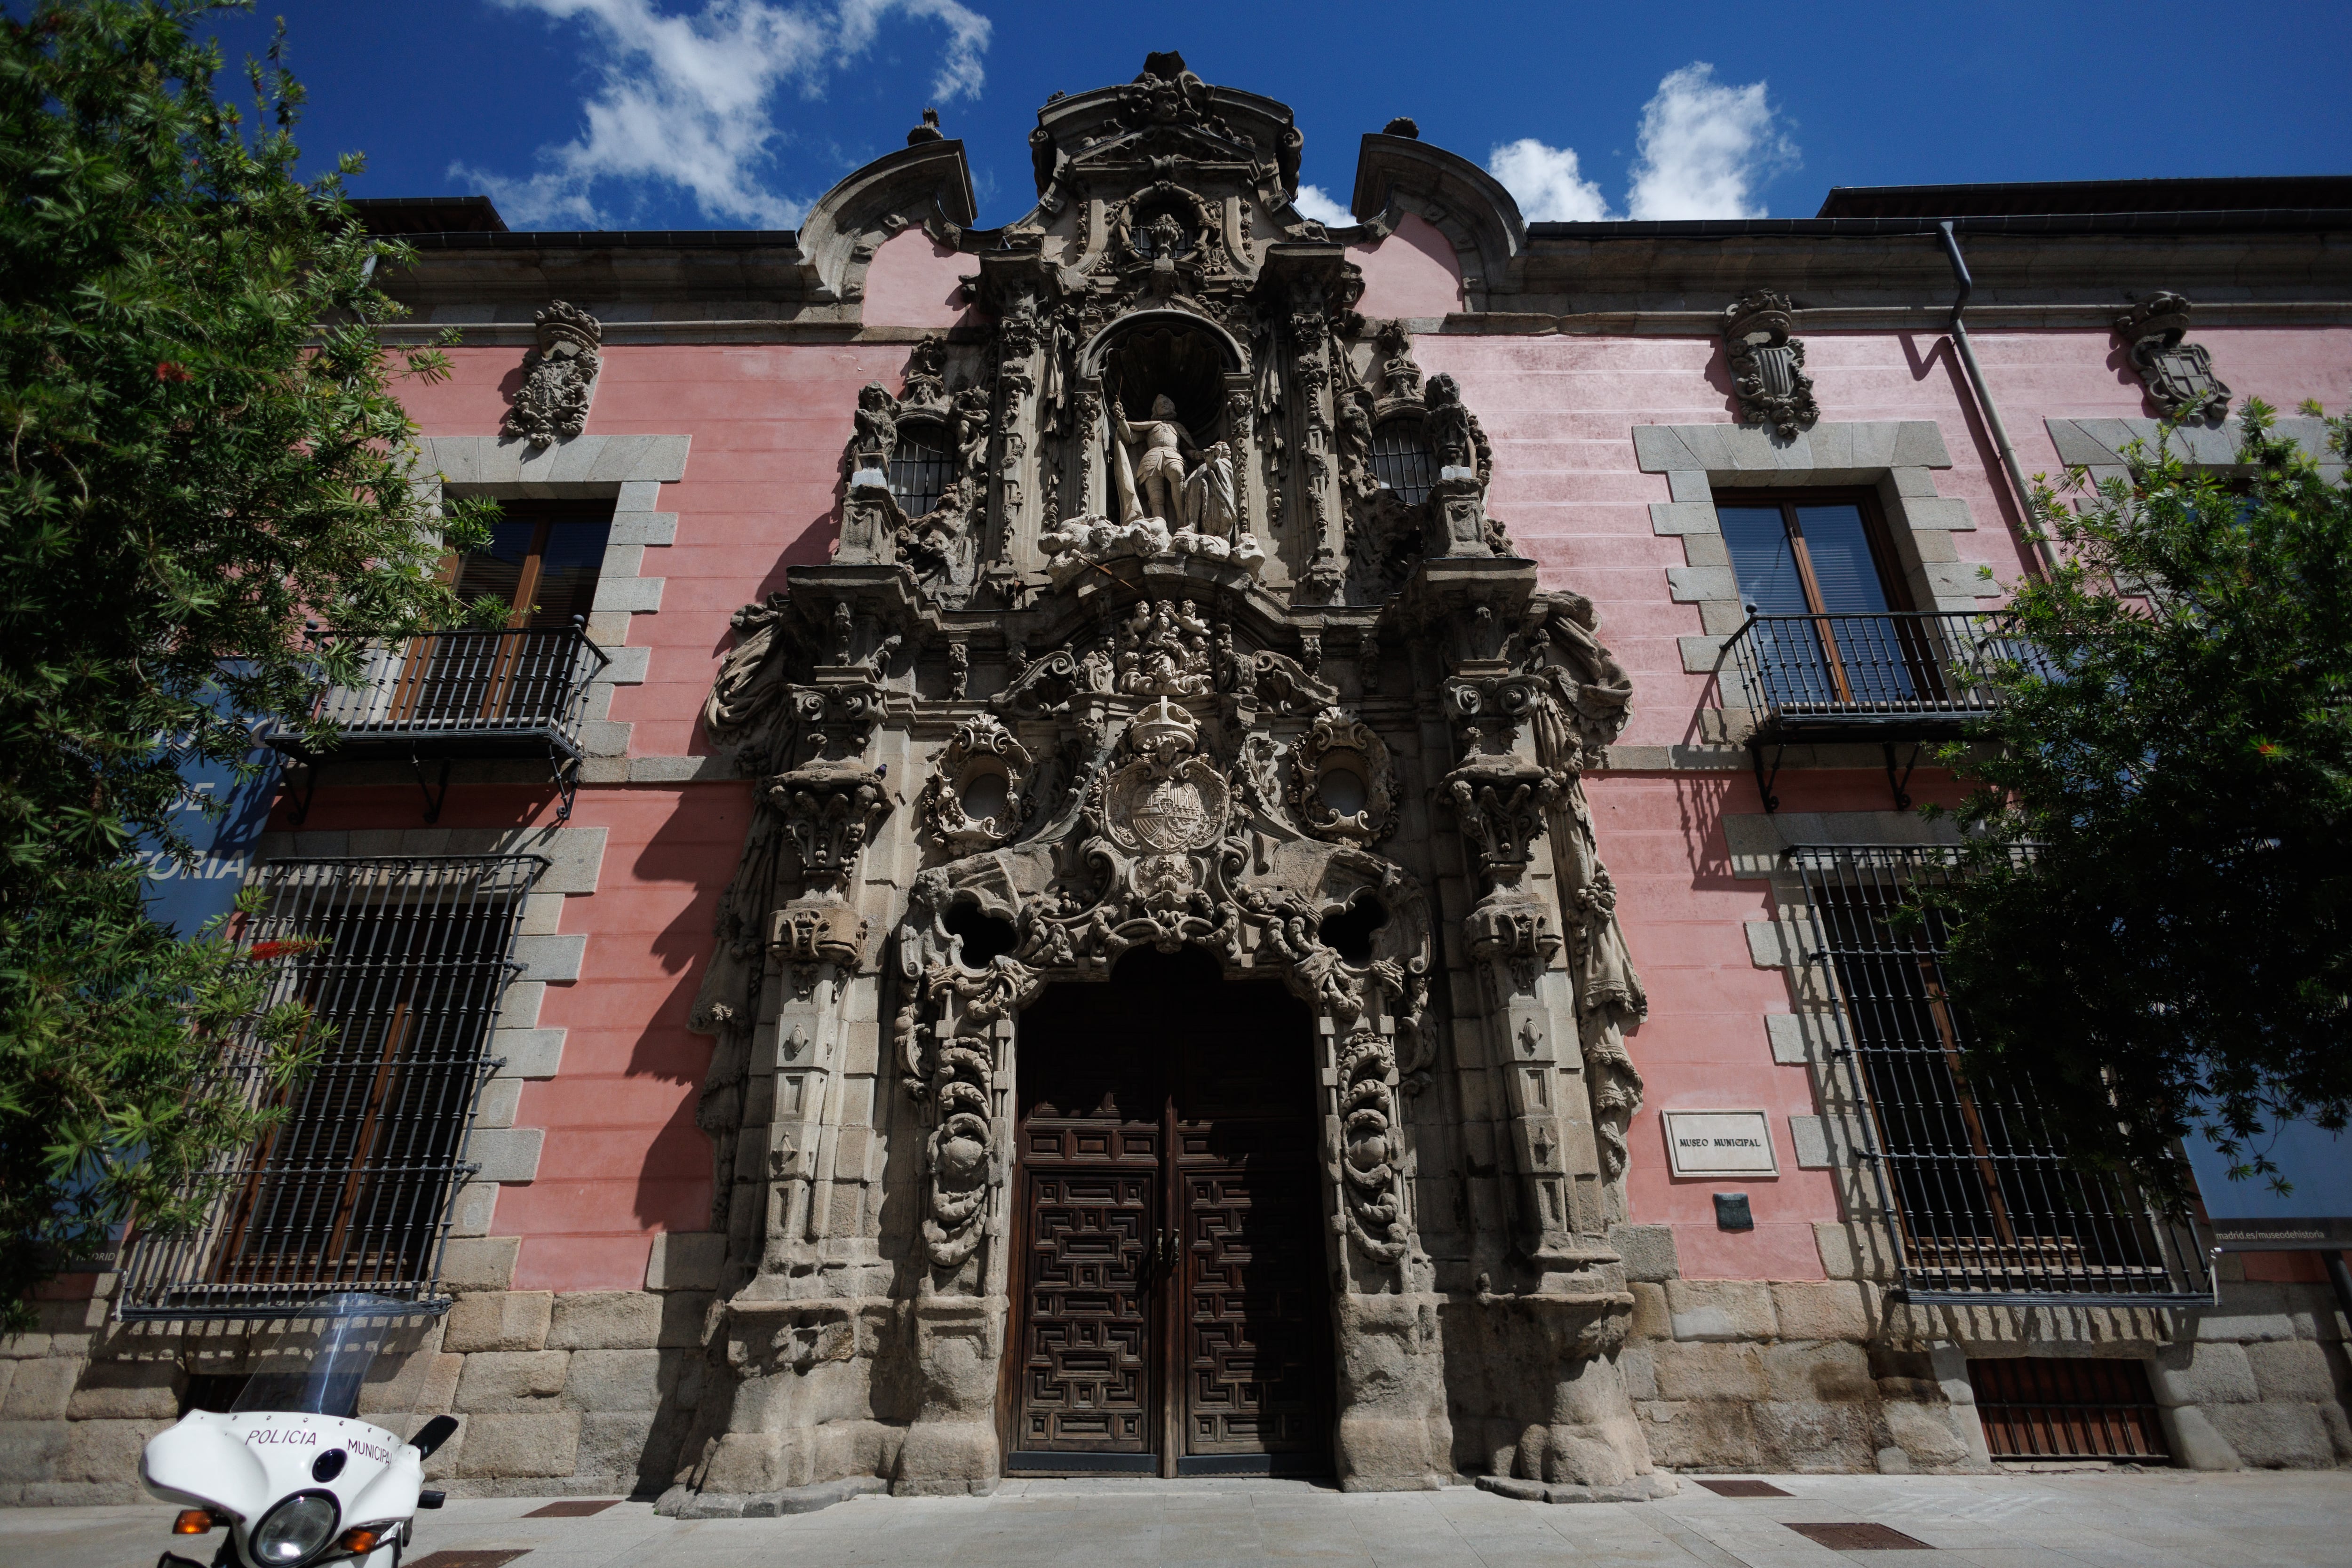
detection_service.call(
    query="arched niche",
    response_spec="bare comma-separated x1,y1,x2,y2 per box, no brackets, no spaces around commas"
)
1078,310,1244,438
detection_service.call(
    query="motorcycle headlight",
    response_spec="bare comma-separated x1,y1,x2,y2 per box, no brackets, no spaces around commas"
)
252,1491,341,1566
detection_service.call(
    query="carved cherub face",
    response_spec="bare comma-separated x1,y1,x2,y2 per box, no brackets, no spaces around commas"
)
1151,394,1176,420
858,383,893,412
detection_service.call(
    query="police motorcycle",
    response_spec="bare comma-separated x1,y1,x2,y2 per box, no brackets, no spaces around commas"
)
139,1294,458,1568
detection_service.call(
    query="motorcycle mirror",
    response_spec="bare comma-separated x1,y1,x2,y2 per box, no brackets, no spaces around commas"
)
410,1415,461,1460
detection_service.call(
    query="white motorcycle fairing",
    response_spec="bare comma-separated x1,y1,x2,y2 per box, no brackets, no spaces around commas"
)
142,1409,420,1568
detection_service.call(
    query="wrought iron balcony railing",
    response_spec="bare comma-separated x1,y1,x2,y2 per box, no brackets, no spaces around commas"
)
266,621,610,822
1725,611,2031,811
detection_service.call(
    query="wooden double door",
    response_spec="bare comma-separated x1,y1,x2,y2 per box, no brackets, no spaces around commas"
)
1007,950,1332,1475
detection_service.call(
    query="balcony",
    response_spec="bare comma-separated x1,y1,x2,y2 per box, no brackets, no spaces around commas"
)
1724,611,2026,810
267,622,611,822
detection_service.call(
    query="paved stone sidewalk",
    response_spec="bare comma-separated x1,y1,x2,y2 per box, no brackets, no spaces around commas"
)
8,1470,2349,1568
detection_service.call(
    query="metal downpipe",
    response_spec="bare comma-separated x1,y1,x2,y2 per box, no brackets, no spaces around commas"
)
1939,221,2057,576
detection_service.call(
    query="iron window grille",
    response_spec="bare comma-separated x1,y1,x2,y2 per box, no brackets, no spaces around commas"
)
1369,417,1435,506
268,621,609,824
117,855,545,1321
1790,845,2213,1306
890,426,953,519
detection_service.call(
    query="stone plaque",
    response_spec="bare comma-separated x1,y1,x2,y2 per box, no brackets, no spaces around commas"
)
1662,1110,1779,1178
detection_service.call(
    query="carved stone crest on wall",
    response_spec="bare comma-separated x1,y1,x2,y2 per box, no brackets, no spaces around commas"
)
1720,290,1817,440
2115,292,2231,422
1093,697,1230,853
1288,708,1399,844
503,300,603,446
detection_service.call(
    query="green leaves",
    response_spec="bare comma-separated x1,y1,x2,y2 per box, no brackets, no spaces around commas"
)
0,1,484,1326
1931,401,2352,1204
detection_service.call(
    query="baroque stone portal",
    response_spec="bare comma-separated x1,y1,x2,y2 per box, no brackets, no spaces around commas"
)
670,52,1668,1509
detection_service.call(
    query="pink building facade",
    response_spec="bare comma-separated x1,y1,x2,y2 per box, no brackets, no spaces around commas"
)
8,60,2350,1505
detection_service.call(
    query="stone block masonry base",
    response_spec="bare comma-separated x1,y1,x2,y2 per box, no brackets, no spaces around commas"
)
1605,1223,2352,1477
7,1238,2347,1497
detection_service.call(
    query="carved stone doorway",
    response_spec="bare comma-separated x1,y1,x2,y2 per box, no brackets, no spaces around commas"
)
1004,949,1333,1477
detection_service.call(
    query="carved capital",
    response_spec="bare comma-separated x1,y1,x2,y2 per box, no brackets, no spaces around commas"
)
767,758,893,892
1439,757,1559,880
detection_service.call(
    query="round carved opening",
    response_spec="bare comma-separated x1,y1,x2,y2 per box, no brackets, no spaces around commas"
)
1101,320,1229,437
959,770,1010,826
1319,895,1389,965
1316,758,1369,817
942,903,1018,970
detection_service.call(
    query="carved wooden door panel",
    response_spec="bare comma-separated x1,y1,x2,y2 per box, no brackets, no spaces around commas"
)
1013,995,1160,1456
1175,1019,1328,1458
1012,953,1328,1472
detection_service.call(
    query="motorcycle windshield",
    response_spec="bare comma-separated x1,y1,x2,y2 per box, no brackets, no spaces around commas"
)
230,1294,412,1418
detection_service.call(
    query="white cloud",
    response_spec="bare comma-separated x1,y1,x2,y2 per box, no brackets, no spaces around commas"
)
1291,183,1354,228
457,0,993,229
1485,62,1796,225
1485,137,1609,222
1625,62,1793,220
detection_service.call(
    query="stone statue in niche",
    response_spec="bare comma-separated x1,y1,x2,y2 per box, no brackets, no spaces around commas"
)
900,475,978,607
848,382,898,470
1112,393,1199,525
1183,440,1239,541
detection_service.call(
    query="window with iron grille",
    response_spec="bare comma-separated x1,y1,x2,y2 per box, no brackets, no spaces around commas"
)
117,856,544,1320
1369,417,1434,505
1791,845,2212,1305
890,425,953,518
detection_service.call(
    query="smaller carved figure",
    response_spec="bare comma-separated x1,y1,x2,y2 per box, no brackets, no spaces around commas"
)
849,382,899,468
504,301,603,447
1376,319,1422,400
949,383,992,475
900,476,977,606
1335,390,1376,498
1181,440,1239,540
901,337,950,410
1421,374,1485,480
1112,393,1199,525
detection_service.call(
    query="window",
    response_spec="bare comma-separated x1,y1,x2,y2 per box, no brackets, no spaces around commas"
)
1719,493,1936,713
392,500,612,736
449,500,613,629
1968,1358,2171,1462
1790,846,2211,1305
1369,417,1435,505
1717,493,1908,618
890,426,953,519
117,856,542,1320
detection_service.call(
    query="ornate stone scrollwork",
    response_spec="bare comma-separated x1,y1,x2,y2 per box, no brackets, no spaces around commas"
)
916,715,1035,850
1720,289,1818,440
1339,1027,1410,1261
1288,709,1399,844
503,301,602,446
2115,292,2231,422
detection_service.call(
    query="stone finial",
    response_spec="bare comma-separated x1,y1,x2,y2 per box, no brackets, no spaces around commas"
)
906,108,943,146
1720,288,1818,440
1383,117,1420,138
2115,291,2231,422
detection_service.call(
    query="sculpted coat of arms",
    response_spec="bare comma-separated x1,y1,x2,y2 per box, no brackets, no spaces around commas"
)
1093,697,1229,853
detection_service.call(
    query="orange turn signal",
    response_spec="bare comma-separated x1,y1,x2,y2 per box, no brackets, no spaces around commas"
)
172,1510,218,1535
337,1527,383,1554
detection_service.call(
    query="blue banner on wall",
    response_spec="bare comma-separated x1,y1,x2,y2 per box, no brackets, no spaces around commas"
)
134,725,279,938
2189,1115,2352,1251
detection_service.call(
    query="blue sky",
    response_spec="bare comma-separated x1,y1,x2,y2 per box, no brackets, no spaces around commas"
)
200,0,2351,232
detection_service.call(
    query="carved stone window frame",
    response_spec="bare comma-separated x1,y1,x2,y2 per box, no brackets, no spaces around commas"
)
409,434,691,783
1632,420,1997,677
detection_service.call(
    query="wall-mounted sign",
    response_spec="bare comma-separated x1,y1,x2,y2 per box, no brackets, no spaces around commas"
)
2185,1110,2352,1252
1663,1110,1780,1178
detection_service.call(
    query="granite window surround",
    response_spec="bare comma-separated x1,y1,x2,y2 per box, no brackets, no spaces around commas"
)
399,434,693,786
1724,810,1959,1216
247,823,607,1246
1635,421,2003,683
2044,415,2344,489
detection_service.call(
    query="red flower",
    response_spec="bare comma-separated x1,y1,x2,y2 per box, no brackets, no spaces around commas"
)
246,940,308,960
155,362,190,382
